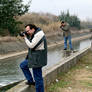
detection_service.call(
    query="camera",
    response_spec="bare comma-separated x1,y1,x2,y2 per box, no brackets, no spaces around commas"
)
19,31,28,37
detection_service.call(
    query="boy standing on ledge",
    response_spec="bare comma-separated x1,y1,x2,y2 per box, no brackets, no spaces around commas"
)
60,21,73,50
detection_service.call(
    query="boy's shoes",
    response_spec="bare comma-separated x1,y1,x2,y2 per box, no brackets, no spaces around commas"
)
25,81,35,86
64,48,67,50
70,48,73,51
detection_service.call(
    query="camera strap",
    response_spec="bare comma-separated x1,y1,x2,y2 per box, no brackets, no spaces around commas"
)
32,36,45,51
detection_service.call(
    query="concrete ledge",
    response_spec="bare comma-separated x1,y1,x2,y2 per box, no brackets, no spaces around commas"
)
6,46,90,92
0,81,22,91
6,81,35,92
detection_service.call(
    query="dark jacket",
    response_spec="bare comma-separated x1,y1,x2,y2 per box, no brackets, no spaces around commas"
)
26,28,47,68
60,23,71,37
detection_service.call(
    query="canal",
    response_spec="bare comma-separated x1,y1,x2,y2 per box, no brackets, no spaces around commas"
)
0,39,91,87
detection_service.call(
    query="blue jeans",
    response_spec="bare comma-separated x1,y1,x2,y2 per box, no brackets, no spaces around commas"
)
64,35,73,49
20,59,44,92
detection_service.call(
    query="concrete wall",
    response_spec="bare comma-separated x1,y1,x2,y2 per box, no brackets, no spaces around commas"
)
6,46,90,92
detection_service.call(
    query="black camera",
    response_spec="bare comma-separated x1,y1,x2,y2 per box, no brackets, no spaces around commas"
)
19,31,28,37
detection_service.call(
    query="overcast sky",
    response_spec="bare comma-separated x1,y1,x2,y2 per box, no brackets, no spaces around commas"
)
24,0,92,21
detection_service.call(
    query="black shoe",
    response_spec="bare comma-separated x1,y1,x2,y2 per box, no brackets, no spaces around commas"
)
25,81,35,86
64,48,67,50
70,48,73,50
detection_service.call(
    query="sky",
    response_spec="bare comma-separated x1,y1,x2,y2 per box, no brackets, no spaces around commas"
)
24,0,92,21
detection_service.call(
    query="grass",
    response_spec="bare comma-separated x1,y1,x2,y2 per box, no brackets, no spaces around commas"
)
18,13,60,34
80,80,92,87
49,80,71,92
47,51,92,92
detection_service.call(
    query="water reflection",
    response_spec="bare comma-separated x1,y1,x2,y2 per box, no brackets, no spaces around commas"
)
0,56,24,86
0,39,91,86
73,39,91,50
79,39,91,50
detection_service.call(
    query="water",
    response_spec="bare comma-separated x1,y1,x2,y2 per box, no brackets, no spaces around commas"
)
0,56,24,86
0,39,91,87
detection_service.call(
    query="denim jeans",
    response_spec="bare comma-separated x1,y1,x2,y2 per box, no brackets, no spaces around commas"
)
64,35,73,49
20,59,44,92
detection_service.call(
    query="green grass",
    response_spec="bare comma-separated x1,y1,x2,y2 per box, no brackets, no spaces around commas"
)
48,80,71,92
80,80,92,87
47,51,92,92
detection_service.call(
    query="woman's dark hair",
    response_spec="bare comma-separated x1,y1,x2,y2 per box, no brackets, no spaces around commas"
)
25,24,38,30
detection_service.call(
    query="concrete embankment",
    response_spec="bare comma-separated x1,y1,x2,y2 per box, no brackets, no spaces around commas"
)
6,46,91,92
0,34,91,60
0,30,90,55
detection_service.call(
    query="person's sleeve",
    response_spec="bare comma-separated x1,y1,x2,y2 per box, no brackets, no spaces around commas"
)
24,31,44,48
62,24,70,31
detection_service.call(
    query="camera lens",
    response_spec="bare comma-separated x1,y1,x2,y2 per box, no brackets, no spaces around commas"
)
19,31,28,37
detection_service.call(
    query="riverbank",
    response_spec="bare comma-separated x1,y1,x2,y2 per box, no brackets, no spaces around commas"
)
0,29,90,55
0,33,91,60
47,50,92,92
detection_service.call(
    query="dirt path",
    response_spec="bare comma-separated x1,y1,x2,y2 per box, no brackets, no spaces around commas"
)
48,51,92,92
